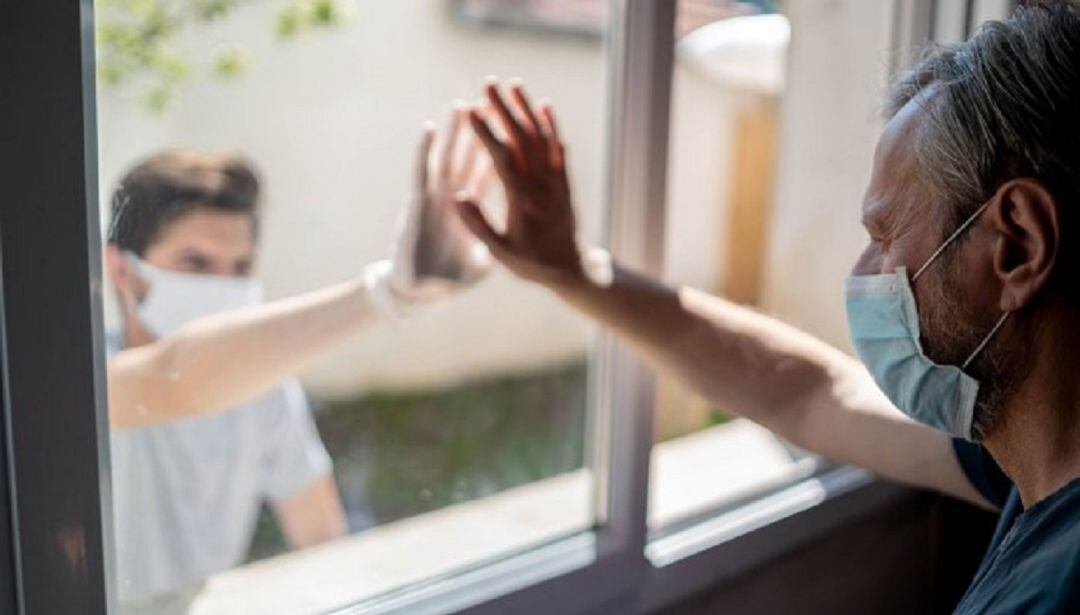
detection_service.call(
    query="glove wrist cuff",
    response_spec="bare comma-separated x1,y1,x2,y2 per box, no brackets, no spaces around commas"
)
362,260,412,321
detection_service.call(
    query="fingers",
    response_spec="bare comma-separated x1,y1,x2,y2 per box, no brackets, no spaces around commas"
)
538,101,565,171
414,122,436,192
455,131,495,203
454,197,505,255
467,157,496,203
511,81,555,165
405,122,438,242
507,80,541,138
484,80,530,169
458,80,561,205
467,107,518,187
438,103,466,180
455,133,482,186
538,100,560,141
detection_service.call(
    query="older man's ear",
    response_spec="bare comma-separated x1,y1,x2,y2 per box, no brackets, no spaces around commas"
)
991,178,1061,313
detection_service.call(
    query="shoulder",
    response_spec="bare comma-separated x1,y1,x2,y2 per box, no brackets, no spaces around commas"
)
260,378,310,413
999,498,1080,611
1012,538,1080,612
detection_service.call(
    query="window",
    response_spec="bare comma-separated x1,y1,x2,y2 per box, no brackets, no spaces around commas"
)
645,1,1016,587
648,1,814,535
94,1,610,612
0,1,1017,614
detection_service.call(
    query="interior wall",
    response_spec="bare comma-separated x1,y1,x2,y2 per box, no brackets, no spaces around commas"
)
654,493,997,615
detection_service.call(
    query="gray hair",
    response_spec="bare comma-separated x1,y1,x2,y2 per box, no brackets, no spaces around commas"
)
886,1,1080,236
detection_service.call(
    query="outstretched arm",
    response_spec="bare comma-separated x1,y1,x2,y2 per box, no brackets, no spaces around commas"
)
108,108,493,429
453,80,990,508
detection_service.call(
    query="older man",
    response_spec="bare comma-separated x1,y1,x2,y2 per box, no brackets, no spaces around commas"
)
455,2,1080,612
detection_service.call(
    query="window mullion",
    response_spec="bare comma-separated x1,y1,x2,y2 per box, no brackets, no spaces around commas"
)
593,0,676,570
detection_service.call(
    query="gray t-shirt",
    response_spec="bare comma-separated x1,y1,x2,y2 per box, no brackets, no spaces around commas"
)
106,331,333,603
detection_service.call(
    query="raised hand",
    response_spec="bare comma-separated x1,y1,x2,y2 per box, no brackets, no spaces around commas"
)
388,105,495,301
453,80,589,291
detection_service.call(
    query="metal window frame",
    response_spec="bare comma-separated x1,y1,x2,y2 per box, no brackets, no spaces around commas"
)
0,0,116,613
342,2,679,613
893,0,1019,68
0,0,677,611
0,236,21,613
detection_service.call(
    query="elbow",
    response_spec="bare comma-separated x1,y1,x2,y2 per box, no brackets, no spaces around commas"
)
724,353,844,437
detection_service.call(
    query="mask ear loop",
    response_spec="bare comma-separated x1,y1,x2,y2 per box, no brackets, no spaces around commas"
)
907,199,1009,370
962,312,1010,370
912,199,995,282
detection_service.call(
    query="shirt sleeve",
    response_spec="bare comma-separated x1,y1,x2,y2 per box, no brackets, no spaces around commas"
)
952,438,1013,509
259,379,334,504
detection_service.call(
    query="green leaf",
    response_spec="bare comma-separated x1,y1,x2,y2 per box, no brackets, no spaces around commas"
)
96,0,355,110
193,0,237,21
144,85,173,112
276,6,302,38
311,0,340,26
213,45,249,78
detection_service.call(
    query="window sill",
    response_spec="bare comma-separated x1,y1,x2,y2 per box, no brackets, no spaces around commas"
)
649,419,817,530
188,421,886,614
640,469,913,613
190,471,593,614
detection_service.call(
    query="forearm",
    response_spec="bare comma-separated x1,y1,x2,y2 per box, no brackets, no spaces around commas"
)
549,261,988,504
109,278,377,428
551,261,851,435
457,83,985,505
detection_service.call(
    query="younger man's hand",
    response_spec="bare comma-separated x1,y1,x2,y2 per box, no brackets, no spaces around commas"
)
388,104,495,301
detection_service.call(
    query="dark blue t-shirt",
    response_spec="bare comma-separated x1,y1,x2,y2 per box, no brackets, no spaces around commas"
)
952,439,1080,614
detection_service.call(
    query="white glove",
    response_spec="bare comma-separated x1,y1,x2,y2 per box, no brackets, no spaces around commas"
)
364,106,495,318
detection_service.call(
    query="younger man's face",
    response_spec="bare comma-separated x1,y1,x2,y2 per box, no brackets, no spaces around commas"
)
143,207,257,277
105,206,258,309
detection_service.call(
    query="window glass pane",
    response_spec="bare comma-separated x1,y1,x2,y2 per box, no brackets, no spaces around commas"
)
94,1,608,611
650,0,829,531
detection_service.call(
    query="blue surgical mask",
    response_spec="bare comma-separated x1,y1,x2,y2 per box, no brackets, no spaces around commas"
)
844,200,1009,440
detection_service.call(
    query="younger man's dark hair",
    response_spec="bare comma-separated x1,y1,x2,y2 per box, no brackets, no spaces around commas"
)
108,149,261,255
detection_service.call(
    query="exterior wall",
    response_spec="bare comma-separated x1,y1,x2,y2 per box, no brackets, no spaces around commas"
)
96,1,608,397
759,0,894,350
97,0,893,396
96,1,759,398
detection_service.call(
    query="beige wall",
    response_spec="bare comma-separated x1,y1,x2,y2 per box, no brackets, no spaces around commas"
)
760,0,894,350
97,1,609,397
97,0,896,397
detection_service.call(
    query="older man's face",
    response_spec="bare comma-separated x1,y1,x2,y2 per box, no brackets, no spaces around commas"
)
853,92,1016,439
853,94,948,280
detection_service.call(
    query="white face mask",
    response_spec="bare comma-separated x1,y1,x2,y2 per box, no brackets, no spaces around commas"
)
126,253,263,338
